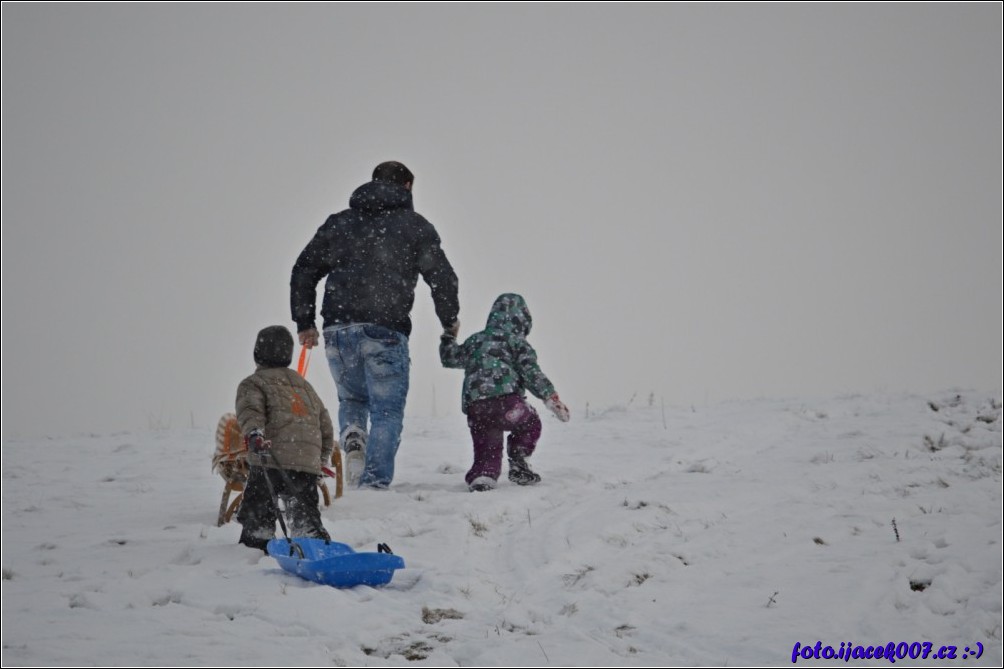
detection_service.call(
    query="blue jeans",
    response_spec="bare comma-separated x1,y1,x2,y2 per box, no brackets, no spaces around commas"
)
323,324,410,488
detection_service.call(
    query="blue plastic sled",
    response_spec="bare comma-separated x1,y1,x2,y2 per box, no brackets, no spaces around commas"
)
267,537,405,588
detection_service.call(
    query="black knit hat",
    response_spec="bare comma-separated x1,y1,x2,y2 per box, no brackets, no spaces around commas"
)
372,160,414,186
253,325,294,368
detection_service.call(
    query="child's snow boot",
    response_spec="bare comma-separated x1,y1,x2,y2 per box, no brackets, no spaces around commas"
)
468,476,497,492
508,454,541,485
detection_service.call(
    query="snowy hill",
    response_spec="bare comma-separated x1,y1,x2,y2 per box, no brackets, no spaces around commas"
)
2,390,1001,666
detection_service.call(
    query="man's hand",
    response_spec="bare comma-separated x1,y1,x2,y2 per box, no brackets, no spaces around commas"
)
444,320,460,338
299,327,320,349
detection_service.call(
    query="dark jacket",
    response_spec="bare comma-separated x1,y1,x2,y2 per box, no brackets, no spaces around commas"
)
440,293,556,413
290,180,459,337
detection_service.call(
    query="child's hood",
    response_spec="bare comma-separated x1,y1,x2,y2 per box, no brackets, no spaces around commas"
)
485,293,532,337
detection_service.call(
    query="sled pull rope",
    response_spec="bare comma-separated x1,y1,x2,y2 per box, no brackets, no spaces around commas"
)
377,543,393,555
255,444,305,560
297,347,311,377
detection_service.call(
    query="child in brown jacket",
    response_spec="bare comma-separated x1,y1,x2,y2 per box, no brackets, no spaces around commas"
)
235,325,335,551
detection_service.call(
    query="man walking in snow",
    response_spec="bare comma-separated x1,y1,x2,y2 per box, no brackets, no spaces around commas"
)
290,161,460,489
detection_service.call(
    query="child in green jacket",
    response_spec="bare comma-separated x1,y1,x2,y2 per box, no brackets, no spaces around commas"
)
440,294,570,491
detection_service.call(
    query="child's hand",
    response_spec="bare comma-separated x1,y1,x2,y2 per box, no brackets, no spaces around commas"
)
545,394,571,422
245,429,272,452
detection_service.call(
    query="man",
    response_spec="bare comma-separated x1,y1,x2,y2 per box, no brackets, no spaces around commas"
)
290,161,460,489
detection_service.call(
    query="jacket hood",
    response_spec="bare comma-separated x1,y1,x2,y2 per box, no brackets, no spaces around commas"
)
349,180,414,213
485,293,532,337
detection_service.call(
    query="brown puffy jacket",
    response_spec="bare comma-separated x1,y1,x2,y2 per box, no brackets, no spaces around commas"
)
235,366,334,475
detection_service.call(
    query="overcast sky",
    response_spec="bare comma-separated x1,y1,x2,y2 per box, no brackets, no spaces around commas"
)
2,4,1001,439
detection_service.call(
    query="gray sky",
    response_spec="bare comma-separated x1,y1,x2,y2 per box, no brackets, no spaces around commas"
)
2,4,1001,439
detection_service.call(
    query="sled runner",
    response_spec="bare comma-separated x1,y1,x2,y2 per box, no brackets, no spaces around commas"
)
213,413,342,526
267,537,405,588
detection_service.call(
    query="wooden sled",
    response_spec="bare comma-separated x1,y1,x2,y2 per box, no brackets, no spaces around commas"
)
213,413,342,526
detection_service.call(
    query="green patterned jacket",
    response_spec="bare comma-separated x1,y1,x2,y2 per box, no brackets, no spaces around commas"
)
440,293,556,413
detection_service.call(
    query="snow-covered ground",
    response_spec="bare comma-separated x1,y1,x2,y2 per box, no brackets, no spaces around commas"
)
2,389,1001,666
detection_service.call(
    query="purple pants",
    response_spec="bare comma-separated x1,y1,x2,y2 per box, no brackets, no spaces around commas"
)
465,394,542,484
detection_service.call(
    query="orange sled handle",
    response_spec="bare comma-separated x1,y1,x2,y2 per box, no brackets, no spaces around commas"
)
297,346,311,377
